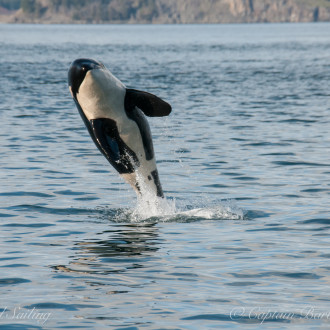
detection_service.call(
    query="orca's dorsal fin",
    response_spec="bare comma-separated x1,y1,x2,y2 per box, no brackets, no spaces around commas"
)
125,89,172,117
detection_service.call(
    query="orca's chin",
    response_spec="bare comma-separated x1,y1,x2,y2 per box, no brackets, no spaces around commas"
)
68,58,104,98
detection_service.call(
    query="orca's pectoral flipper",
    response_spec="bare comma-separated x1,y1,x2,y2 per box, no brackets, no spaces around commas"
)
90,118,121,162
89,118,138,174
125,89,172,117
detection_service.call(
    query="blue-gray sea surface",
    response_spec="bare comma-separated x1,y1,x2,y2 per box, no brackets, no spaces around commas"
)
0,23,330,329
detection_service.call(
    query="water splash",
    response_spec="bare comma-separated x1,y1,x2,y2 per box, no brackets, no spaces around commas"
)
113,195,244,223
179,200,244,221
112,158,245,222
130,195,177,221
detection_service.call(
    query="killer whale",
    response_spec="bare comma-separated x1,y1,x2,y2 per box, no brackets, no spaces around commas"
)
68,58,171,198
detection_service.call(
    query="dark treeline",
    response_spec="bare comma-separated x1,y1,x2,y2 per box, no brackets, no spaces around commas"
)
0,0,20,10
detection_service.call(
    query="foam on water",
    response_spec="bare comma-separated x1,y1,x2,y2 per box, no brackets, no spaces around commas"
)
116,194,244,223
180,201,244,220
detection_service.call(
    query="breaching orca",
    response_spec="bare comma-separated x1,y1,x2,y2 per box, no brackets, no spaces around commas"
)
68,58,171,198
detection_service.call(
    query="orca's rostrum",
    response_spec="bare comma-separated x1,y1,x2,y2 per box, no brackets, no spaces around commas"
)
68,58,171,198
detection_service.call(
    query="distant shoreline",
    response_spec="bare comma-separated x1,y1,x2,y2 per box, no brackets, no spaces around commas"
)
1,21,330,25
2,20,330,25
1,0,330,25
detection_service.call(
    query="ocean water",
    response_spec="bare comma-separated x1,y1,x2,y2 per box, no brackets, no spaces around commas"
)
0,23,330,329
